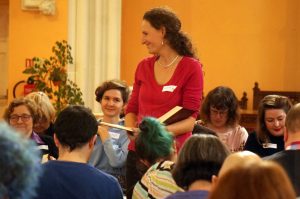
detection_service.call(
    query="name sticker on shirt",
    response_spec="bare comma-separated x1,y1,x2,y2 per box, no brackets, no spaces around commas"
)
162,85,177,92
262,143,277,149
109,131,120,139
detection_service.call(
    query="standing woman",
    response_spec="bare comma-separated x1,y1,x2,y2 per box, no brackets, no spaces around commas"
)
125,7,203,198
244,95,292,157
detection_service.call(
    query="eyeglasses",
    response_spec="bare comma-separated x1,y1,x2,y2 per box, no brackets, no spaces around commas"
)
210,108,228,116
9,114,32,123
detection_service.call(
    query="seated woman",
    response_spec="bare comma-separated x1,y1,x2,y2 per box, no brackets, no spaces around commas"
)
133,117,182,199
209,161,296,199
0,122,41,199
3,98,58,161
166,133,230,199
200,86,248,152
88,79,130,191
244,95,292,157
25,91,56,137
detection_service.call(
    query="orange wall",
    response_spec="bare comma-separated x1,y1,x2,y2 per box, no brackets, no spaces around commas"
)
121,0,300,110
8,0,68,101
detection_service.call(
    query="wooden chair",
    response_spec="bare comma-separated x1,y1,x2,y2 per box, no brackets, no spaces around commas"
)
239,82,300,132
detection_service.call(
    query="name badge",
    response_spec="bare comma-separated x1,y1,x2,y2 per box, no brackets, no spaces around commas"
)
38,145,49,150
109,131,120,139
262,143,277,149
162,85,177,92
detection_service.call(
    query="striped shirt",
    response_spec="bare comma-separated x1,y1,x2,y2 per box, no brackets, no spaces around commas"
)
133,160,183,199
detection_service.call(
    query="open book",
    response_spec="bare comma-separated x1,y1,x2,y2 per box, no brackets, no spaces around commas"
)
98,121,134,132
98,106,194,133
158,106,194,125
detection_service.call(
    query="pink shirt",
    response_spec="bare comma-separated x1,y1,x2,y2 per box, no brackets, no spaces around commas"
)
126,56,203,150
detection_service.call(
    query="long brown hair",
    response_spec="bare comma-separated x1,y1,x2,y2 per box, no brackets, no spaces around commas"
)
257,95,292,142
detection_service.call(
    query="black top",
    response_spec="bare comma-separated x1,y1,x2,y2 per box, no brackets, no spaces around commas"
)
244,131,284,157
265,150,300,196
39,134,58,159
44,122,55,137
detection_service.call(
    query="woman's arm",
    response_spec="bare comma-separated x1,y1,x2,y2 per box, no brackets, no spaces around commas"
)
98,126,129,168
125,112,140,141
166,116,196,136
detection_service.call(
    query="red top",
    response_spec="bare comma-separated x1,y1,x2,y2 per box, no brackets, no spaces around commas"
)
126,56,203,150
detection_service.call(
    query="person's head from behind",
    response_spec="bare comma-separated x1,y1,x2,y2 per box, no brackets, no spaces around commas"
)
135,117,174,166
217,151,261,178
142,7,195,57
25,91,56,134
3,98,37,138
95,79,130,119
54,105,98,156
0,122,41,199
172,133,230,191
284,103,300,146
257,95,292,142
201,86,239,128
209,161,296,199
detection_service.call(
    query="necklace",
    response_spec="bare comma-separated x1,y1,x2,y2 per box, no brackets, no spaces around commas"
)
157,55,179,68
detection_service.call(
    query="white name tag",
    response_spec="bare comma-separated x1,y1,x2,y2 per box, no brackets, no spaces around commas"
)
38,145,49,150
162,85,177,92
262,143,277,149
109,131,120,139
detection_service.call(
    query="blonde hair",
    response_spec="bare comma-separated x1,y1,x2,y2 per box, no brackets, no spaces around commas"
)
25,92,56,123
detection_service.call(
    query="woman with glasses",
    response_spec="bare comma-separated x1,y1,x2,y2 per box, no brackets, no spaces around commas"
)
200,86,248,152
244,95,292,157
3,98,58,161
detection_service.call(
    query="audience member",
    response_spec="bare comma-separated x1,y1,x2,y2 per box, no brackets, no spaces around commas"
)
89,79,130,191
209,161,296,199
132,117,181,199
244,95,292,157
0,122,41,199
217,151,261,178
25,91,56,137
265,103,300,196
200,86,248,152
125,7,203,198
3,98,58,160
166,133,230,199
34,105,123,199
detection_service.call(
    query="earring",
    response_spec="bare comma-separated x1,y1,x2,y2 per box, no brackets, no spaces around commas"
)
161,40,164,46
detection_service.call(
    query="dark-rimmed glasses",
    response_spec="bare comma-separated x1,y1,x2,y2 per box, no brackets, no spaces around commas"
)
9,114,32,123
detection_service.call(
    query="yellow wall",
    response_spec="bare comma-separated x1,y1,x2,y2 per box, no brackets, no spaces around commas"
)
8,0,68,101
121,0,300,109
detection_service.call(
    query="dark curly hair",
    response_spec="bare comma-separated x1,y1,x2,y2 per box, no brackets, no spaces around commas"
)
257,95,292,143
200,86,240,126
95,79,130,104
54,105,98,151
143,7,196,58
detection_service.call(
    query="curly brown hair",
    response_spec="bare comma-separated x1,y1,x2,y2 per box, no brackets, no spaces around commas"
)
143,7,196,58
